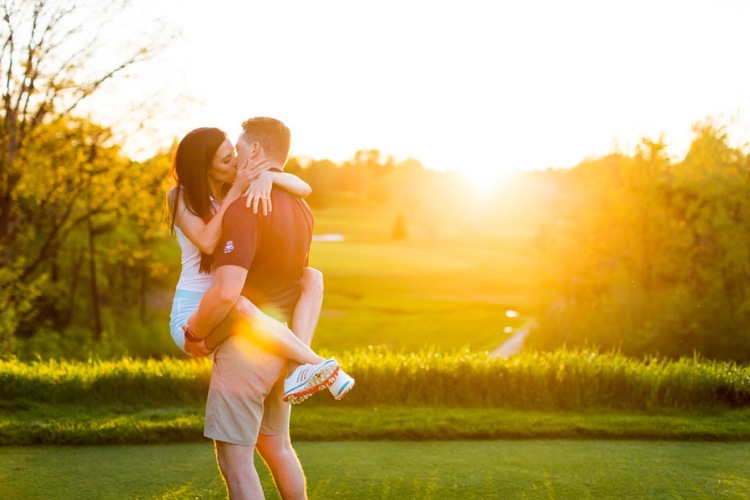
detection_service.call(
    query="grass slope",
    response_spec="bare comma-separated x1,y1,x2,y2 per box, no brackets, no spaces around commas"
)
3,404,750,445
3,441,749,499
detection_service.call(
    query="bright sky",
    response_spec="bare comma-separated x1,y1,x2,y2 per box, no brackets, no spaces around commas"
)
101,0,750,182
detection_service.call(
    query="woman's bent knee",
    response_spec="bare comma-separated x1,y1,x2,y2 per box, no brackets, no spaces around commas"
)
231,296,262,322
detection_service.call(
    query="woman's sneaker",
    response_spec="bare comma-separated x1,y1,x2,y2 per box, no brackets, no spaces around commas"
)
283,359,339,405
328,369,355,400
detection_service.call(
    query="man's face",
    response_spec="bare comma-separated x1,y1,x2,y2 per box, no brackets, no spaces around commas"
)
235,135,252,168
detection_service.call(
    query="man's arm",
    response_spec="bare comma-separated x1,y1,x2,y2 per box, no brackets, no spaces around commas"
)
186,265,249,340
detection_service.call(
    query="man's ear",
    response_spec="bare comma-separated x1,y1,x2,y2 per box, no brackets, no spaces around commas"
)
249,141,262,158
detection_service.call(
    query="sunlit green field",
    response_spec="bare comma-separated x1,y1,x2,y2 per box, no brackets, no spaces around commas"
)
4,441,749,499
11,203,748,499
306,204,544,353
146,201,542,358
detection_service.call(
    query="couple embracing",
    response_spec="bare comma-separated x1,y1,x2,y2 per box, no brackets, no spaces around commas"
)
167,117,353,498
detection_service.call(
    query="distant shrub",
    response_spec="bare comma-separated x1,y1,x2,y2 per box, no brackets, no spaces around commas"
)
392,214,407,240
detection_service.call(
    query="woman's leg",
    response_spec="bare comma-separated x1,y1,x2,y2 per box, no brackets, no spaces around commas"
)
202,295,325,365
290,267,324,347
295,268,355,399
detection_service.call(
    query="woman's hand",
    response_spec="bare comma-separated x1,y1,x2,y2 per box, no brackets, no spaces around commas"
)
230,158,274,197
247,157,274,178
244,171,274,215
229,160,255,196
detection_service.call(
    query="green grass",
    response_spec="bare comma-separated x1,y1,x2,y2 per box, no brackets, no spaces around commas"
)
143,220,540,356
4,403,750,445
4,205,750,496
3,440,749,499
302,200,546,352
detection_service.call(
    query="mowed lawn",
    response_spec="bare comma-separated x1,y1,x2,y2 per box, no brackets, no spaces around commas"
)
3,440,749,499
307,204,544,353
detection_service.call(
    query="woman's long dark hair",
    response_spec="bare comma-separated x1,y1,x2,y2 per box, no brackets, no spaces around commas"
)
168,127,227,273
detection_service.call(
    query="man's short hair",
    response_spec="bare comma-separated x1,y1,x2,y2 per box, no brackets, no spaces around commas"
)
240,117,291,165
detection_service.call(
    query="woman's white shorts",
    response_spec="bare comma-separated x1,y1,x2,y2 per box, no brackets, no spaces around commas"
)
169,288,204,353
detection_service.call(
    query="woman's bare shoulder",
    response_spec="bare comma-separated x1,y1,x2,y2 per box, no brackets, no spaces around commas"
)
167,186,185,204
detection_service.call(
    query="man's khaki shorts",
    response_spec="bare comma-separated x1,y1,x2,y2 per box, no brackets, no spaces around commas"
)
203,335,290,446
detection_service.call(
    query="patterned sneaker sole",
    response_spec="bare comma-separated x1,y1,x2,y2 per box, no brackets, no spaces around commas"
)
333,378,355,401
284,365,340,405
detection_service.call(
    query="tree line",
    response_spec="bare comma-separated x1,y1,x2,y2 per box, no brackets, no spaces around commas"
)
4,116,750,362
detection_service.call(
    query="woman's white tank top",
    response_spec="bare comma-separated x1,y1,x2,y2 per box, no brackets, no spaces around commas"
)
174,197,220,293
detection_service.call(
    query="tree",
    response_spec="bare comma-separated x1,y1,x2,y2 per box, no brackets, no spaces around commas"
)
301,159,338,207
667,122,750,358
531,123,750,361
0,0,170,354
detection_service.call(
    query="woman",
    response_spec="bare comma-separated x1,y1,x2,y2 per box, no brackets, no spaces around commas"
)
167,127,354,403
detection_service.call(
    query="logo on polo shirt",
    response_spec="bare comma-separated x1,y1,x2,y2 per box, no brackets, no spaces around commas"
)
223,240,234,254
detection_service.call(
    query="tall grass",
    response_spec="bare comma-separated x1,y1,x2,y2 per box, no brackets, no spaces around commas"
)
327,347,750,411
1,357,211,407
2,348,749,412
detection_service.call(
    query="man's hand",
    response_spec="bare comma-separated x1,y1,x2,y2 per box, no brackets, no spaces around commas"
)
182,324,213,357
184,337,213,357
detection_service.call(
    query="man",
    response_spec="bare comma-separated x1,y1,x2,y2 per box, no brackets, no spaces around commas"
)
184,117,323,499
